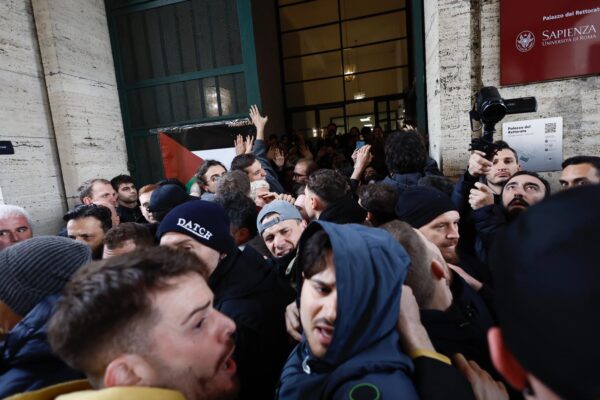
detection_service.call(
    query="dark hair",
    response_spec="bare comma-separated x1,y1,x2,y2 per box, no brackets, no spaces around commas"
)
156,178,186,191
295,158,318,176
306,169,349,205
48,247,209,385
216,170,251,198
298,228,331,279
562,156,600,175
230,154,257,172
103,222,155,250
63,204,112,232
214,192,258,237
379,220,435,308
493,140,519,162
417,175,456,197
77,179,111,204
358,184,399,227
505,171,552,198
195,160,227,186
110,175,134,191
385,129,427,174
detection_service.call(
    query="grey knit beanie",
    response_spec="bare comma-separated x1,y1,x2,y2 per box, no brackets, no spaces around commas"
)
0,236,92,316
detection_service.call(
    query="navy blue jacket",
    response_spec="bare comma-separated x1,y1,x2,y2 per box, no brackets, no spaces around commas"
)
253,139,285,194
383,157,443,195
0,295,83,397
277,222,418,399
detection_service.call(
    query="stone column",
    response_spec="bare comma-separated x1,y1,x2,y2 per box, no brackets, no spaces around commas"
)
0,0,66,234
424,0,478,176
32,0,128,207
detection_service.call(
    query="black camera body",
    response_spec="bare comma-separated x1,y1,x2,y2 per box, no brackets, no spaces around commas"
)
469,86,537,158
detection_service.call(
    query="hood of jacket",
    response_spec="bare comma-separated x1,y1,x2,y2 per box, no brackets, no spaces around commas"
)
278,222,413,398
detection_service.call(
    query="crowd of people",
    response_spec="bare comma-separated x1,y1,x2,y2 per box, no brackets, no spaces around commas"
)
0,105,599,400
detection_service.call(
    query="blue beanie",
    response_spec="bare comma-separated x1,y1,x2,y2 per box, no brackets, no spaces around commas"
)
157,200,236,253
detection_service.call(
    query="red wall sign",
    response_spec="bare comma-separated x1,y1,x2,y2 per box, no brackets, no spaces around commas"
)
501,1,600,85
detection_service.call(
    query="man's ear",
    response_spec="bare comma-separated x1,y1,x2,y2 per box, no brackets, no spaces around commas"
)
488,327,528,391
365,211,373,222
104,354,156,388
82,197,93,205
310,195,321,211
431,258,449,281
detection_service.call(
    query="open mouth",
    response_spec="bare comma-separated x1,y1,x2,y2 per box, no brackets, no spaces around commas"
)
315,326,334,346
219,345,237,375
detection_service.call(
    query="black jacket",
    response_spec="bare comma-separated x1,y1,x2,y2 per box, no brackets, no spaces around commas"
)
318,195,367,225
383,157,443,195
451,171,501,272
420,276,496,376
209,245,296,400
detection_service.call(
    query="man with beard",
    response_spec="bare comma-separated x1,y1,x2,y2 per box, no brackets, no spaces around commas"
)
64,204,112,260
396,186,492,285
158,200,295,399
472,171,550,255
46,247,239,400
396,187,461,265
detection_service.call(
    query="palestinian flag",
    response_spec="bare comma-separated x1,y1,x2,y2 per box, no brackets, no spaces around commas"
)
155,118,255,185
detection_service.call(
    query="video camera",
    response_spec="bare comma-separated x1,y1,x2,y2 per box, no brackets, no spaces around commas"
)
469,86,537,158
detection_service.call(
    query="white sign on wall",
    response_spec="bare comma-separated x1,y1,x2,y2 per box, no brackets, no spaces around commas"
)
502,117,563,172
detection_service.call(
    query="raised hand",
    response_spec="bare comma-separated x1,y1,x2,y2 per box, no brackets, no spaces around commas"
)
469,182,494,210
249,104,268,139
273,148,285,168
234,134,245,155
244,135,255,154
468,150,492,177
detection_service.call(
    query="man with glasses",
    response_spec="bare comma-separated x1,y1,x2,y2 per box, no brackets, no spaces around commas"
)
196,160,228,201
292,158,317,186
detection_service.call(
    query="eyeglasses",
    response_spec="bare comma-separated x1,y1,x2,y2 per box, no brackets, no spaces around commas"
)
209,173,227,183
293,173,306,178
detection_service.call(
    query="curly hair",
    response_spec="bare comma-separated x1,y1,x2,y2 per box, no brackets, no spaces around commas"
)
384,129,427,174
306,169,349,205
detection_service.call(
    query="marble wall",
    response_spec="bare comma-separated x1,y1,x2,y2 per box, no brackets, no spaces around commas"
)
0,0,128,234
424,0,600,187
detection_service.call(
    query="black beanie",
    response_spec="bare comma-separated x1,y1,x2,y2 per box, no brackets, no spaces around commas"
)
395,186,457,228
157,200,235,253
490,185,600,400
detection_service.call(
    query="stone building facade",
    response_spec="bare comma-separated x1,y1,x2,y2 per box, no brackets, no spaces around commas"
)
1,0,598,234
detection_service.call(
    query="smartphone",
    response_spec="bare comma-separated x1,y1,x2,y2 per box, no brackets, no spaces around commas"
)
356,140,365,149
